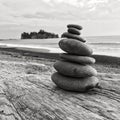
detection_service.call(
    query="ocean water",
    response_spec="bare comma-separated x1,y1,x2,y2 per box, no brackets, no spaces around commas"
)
0,36,120,57
85,36,120,57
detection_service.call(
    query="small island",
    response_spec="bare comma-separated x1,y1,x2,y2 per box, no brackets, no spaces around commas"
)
21,29,59,39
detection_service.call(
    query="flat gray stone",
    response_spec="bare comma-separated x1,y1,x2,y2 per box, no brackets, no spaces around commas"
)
68,28,80,35
51,72,99,92
54,61,97,77
60,53,96,64
67,24,83,30
61,32,86,42
59,39,93,56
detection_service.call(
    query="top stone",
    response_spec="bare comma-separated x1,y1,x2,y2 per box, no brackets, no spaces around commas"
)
67,24,83,30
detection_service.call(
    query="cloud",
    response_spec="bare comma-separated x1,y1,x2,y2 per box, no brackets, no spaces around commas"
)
0,0,120,21
23,11,78,20
43,0,109,7
0,0,120,38
43,0,79,6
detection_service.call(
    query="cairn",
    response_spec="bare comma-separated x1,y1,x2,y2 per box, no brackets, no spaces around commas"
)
51,24,99,92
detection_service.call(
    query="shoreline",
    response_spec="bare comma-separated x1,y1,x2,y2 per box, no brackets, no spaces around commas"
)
0,40,120,57
0,47,120,65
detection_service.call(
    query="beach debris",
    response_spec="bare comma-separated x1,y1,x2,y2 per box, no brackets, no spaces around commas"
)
51,24,99,92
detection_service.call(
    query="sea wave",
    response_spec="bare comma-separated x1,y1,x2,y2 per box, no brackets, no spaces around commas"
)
90,43,120,45
0,38,120,57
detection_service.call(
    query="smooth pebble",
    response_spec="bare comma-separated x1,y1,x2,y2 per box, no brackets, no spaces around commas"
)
67,24,83,30
59,39,93,56
60,53,95,64
68,27,80,35
51,72,99,92
61,32,85,42
54,61,97,77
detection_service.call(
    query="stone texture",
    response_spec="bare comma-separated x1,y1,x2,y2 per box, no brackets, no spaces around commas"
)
68,27,80,35
60,53,96,64
54,61,97,77
61,32,86,42
59,39,93,56
52,24,98,93
51,72,99,92
67,24,83,30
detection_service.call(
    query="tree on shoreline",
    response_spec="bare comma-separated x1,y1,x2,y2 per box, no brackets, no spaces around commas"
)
21,30,59,39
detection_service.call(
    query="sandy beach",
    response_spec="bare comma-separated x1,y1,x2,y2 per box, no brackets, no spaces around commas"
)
0,47,120,119
0,38,120,120
0,47,120,74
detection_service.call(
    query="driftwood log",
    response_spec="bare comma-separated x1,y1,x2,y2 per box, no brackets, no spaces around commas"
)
0,54,120,120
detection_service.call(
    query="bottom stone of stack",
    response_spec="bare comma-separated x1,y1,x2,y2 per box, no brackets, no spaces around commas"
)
51,72,99,92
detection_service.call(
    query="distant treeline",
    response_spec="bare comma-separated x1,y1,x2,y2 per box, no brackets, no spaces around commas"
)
21,30,59,39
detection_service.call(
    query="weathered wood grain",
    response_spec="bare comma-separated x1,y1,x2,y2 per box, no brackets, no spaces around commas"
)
0,59,120,120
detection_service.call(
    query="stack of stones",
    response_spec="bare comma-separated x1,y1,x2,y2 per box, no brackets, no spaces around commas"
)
51,24,99,92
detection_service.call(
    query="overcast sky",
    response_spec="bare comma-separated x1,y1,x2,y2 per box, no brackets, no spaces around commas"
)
0,0,120,39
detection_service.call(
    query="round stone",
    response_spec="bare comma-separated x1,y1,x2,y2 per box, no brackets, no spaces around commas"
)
68,28,80,35
59,39,93,56
51,72,99,92
54,61,97,77
61,32,86,42
60,53,96,64
67,24,83,30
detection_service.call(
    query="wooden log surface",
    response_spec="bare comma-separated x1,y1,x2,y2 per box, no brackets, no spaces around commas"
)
0,52,120,120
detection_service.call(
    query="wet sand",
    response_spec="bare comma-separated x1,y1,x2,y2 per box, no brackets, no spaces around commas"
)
0,47,120,74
